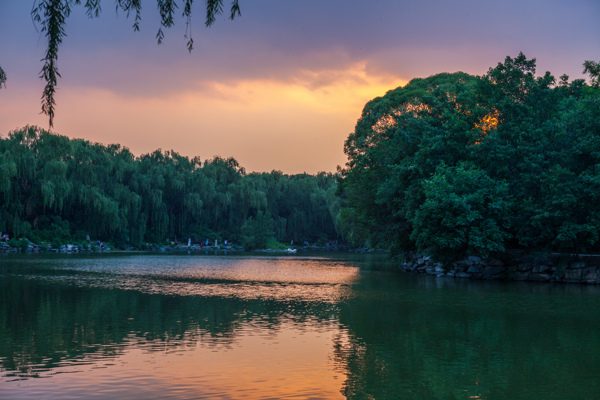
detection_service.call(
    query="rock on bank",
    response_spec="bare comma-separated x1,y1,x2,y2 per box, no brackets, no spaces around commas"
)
401,253,600,284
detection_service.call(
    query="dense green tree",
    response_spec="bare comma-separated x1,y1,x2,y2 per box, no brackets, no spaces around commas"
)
240,210,275,250
340,71,481,253
340,53,600,262
410,163,512,264
0,126,340,248
31,0,242,127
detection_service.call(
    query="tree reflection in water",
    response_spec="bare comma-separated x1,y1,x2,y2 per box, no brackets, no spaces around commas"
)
2,254,600,400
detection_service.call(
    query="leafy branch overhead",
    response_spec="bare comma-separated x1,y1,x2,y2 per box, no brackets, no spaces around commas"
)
0,66,6,89
31,0,241,128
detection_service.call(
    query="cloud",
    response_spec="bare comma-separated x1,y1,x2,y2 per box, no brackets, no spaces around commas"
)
7,0,598,100
31,61,404,173
2,0,599,174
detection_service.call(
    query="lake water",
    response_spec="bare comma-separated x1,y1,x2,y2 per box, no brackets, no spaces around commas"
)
1,252,599,399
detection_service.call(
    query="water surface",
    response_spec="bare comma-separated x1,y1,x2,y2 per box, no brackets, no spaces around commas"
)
1,253,599,399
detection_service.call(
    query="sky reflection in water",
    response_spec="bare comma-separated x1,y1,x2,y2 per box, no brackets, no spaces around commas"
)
14,254,360,302
3,253,600,399
0,253,366,399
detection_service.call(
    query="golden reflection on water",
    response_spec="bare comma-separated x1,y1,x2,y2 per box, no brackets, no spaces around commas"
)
2,321,348,400
27,255,361,303
1,254,363,399
5,253,600,399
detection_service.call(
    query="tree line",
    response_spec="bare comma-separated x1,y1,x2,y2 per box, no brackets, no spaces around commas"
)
26,0,242,128
0,126,341,249
339,53,600,264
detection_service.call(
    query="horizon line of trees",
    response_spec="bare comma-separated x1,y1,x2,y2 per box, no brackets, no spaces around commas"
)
0,126,342,249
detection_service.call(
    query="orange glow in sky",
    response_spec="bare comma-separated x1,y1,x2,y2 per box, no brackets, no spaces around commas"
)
1,1,597,173
0,63,404,174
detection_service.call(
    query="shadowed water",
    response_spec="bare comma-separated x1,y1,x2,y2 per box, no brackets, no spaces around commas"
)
1,253,600,399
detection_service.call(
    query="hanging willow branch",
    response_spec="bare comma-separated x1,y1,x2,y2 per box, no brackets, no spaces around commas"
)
31,0,242,128
0,65,7,89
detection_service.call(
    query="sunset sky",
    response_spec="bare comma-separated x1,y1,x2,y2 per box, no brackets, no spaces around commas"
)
1,1,599,174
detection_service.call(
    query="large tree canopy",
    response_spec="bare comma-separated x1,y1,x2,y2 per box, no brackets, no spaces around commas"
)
340,53,600,263
31,0,241,127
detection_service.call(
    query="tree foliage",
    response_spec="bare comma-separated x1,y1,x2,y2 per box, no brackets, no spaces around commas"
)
340,53,600,263
30,0,242,127
410,163,512,264
240,210,274,250
0,126,340,247
583,60,600,88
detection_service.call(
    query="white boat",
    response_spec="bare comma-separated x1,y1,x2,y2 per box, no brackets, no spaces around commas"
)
286,248,297,253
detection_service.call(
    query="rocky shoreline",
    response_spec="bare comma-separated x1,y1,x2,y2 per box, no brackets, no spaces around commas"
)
401,253,600,284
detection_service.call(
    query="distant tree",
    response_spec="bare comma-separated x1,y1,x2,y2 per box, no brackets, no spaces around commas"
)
0,126,340,247
240,210,275,250
583,60,600,88
31,0,242,127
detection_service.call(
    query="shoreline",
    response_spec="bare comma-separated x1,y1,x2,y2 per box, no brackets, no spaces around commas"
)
0,240,352,255
401,252,600,285
6,240,598,286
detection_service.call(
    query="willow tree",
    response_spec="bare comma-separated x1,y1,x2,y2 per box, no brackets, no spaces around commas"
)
1,125,341,246
31,0,241,127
